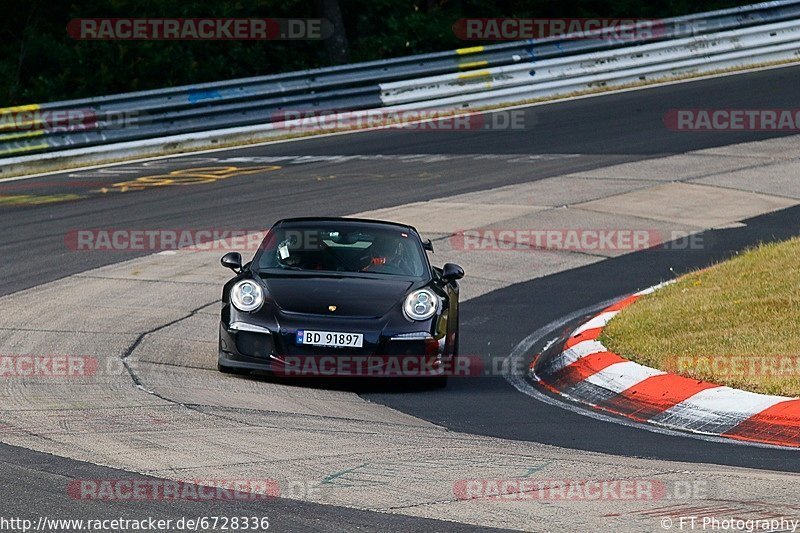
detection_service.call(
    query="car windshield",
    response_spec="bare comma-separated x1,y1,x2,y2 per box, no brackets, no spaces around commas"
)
255,224,429,278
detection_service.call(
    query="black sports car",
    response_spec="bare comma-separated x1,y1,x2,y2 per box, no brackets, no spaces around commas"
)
218,217,464,383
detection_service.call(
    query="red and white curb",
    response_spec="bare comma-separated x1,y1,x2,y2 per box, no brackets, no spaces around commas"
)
531,284,800,448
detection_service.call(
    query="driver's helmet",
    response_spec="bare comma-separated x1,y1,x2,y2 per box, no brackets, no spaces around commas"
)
368,234,403,264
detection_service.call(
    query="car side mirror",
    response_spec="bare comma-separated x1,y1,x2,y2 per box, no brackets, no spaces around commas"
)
221,252,243,273
442,263,464,282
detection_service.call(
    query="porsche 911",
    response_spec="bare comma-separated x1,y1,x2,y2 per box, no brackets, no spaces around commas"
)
218,217,464,384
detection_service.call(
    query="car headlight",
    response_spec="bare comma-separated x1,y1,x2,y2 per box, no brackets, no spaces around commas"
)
231,280,264,312
403,289,439,321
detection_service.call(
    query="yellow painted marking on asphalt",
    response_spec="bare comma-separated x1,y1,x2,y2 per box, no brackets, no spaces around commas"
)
0,194,83,206
457,69,493,80
455,46,484,55
458,60,489,70
98,165,282,193
0,130,45,141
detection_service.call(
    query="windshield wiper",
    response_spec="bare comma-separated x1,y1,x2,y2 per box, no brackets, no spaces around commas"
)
258,265,303,272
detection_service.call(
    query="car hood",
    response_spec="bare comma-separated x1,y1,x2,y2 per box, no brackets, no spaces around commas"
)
263,275,414,318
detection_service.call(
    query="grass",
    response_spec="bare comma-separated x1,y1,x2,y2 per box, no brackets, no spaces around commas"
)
600,237,800,397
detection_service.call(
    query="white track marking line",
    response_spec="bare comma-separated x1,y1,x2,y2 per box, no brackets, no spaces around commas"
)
571,310,619,336
547,340,608,375
584,361,665,393
651,387,790,431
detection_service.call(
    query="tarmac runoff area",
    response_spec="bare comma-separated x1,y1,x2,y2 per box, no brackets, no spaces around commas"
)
0,135,799,531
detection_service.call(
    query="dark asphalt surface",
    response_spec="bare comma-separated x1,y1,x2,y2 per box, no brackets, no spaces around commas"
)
0,442,506,532
2,65,800,526
365,205,800,472
2,65,800,297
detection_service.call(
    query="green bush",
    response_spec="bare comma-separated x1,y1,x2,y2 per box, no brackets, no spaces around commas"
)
1,0,756,105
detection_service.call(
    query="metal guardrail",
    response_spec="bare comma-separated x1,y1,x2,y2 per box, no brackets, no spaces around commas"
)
379,19,800,110
2,0,800,161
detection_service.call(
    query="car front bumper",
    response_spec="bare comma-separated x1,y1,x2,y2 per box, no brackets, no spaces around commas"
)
218,320,454,377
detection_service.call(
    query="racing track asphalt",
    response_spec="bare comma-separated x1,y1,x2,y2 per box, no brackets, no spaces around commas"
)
0,442,507,532
363,204,800,472
2,65,800,297
1,64,799,502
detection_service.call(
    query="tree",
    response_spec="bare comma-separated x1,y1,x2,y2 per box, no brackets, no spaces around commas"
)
316,0,349,64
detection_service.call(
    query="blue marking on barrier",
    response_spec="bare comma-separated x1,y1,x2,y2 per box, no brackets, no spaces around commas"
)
188,90,222,103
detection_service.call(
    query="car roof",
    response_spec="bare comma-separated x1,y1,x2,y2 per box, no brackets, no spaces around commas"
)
272,217,421,235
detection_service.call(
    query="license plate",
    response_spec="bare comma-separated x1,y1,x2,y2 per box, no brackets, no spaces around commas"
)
296,330,364,348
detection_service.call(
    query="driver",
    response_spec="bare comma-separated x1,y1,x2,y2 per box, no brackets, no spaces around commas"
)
361,234,406,271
